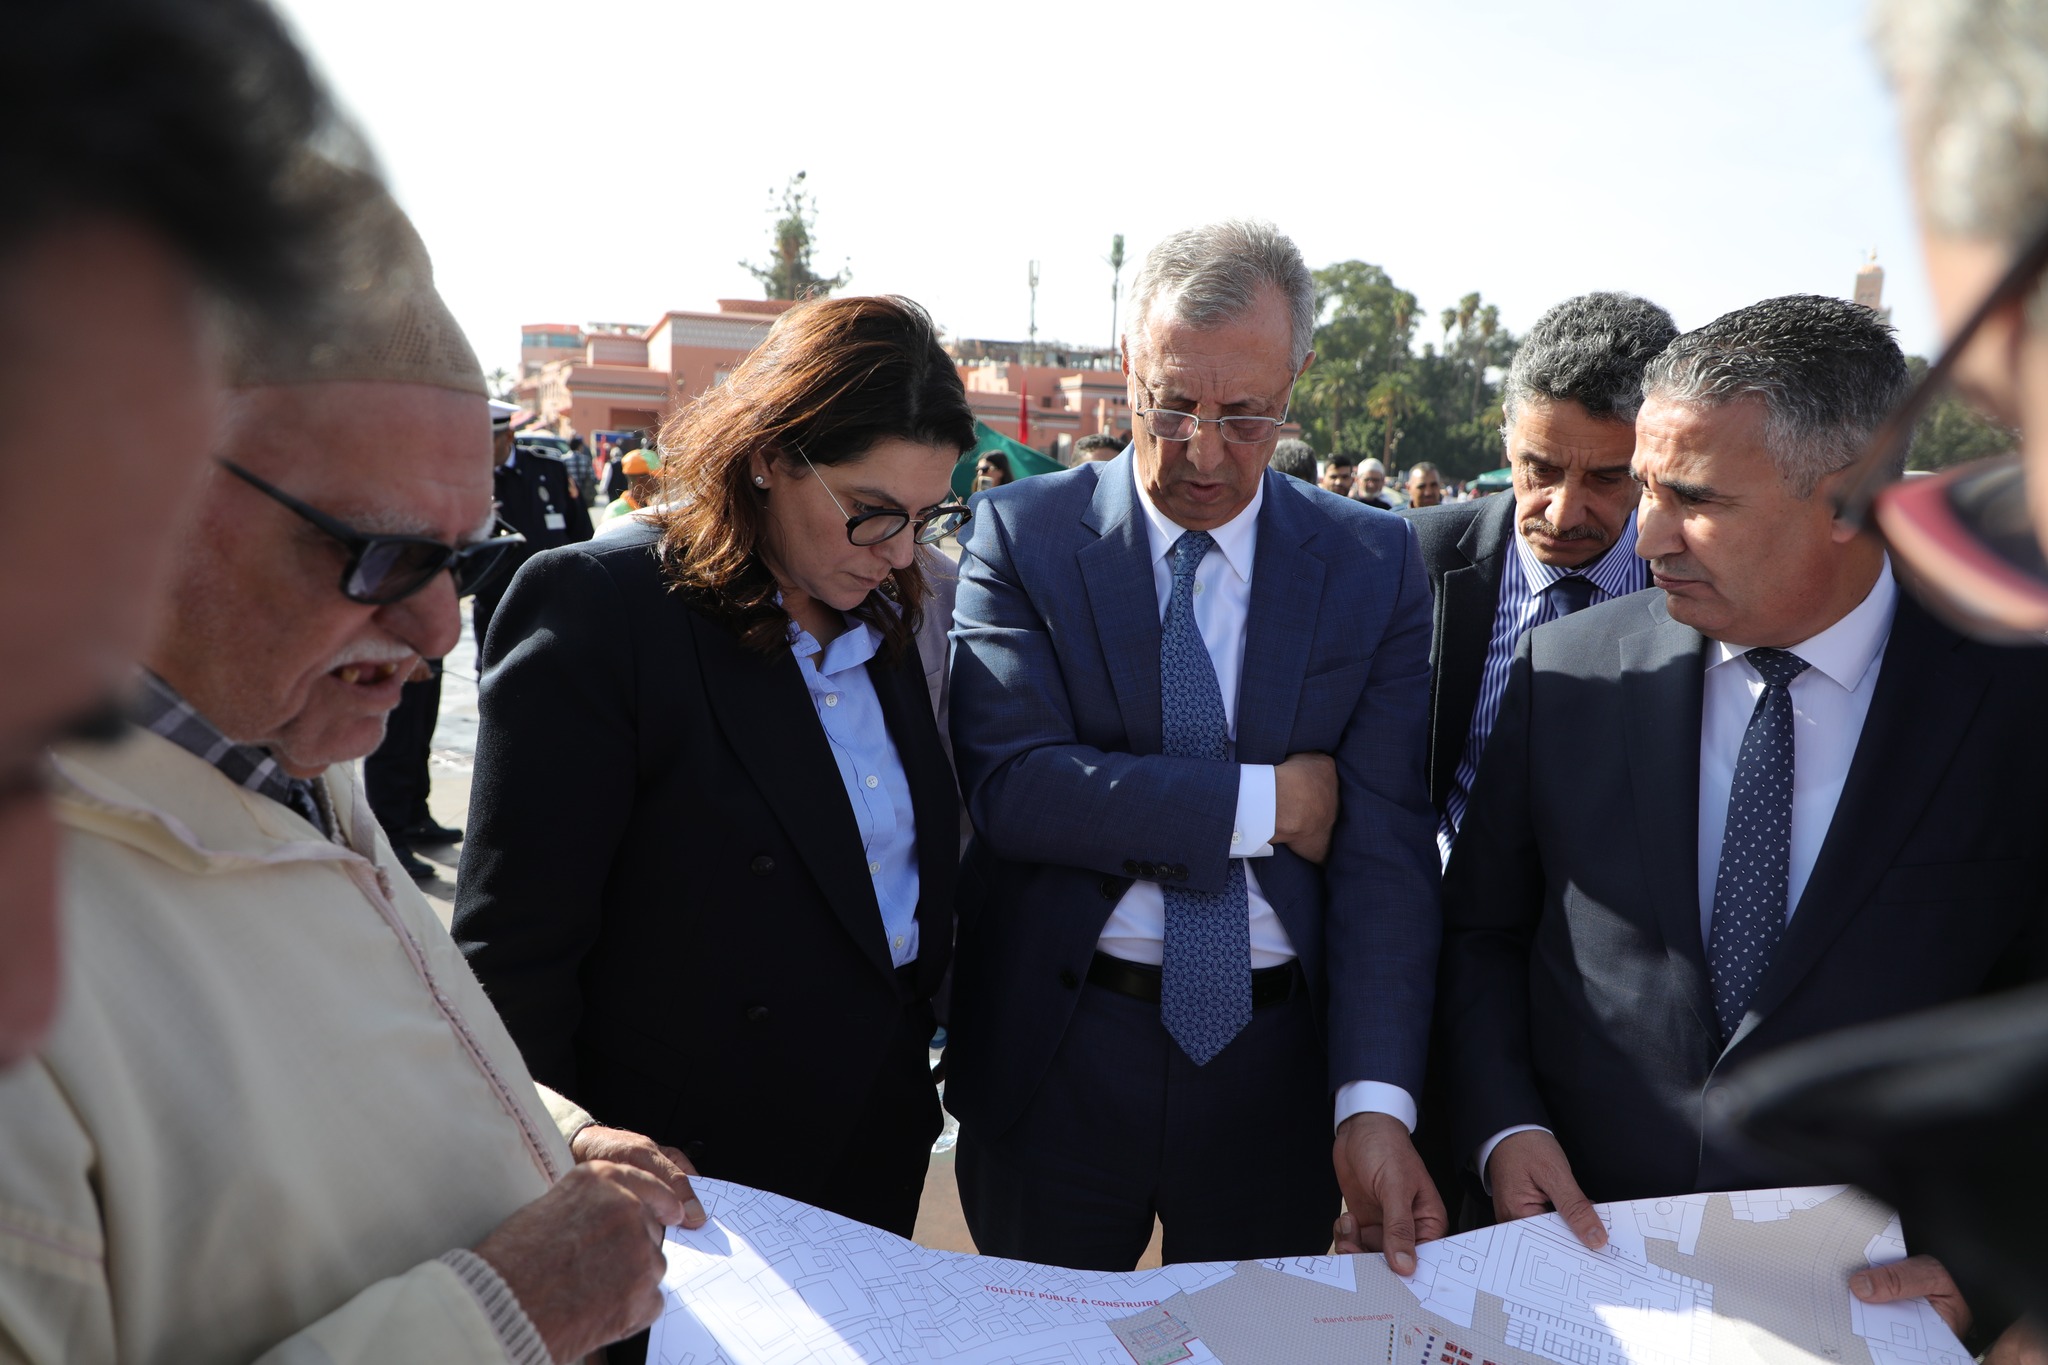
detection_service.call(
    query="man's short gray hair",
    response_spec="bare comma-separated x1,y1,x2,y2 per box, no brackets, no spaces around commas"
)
1501,292,1678,433
1873,0,2048,245
1127,220,1316,369
1359,457,1386,475
1270,437,1317,481
1641,294,1911,497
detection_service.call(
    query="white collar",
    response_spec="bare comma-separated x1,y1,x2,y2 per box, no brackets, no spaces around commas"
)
1130,465,1264,585
1707,555,1898,692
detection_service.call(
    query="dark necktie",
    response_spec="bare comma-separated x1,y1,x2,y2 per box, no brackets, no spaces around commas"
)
1545,574,1597,619
1707,647,1810,1041
1159,531,1252,1066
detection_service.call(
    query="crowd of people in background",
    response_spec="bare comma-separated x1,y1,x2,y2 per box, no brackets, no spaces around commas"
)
3,1,2048,1364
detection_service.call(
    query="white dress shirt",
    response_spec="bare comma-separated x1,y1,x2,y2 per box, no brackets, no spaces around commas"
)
1477,558,1898,1186
1100,471,1413,1132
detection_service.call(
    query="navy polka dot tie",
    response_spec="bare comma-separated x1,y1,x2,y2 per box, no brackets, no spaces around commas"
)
1707,646,1809,1042
1159,531,1252,1066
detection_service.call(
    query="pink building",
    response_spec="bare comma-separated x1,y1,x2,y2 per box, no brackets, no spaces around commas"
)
516,299,794,439
515,304,1139,457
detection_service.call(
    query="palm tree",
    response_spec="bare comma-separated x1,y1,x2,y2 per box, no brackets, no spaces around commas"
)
1366,371,1429,468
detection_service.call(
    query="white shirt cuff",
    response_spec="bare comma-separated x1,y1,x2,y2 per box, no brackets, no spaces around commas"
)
1476,1124,1551,1195
1232,764,1277,858
1334,1080,1417,1134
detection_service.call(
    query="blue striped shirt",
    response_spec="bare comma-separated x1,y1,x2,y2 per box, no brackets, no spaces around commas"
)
1437,514,1647,863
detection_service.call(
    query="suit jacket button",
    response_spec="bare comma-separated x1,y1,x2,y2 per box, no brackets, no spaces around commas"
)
1099,878,1118,900
1058,968,1079,990
750,854,776,877
1122,859,1141,876
744,1004,771,1023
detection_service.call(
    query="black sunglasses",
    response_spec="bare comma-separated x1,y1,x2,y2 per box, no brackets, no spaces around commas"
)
220,460,526,605
1833,211,2048,642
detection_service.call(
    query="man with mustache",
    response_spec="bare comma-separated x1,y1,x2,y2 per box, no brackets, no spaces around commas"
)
1404,291,1677,862
0,178,703,1365
1437,295,2048,1319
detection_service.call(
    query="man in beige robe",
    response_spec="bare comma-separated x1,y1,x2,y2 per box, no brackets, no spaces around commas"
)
0,178,703,1365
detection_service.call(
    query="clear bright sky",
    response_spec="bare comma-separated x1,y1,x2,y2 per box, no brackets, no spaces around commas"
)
268,0,1931,381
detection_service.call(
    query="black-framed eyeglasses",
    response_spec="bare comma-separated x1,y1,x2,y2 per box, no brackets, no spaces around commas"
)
1832,211,2048,643
220,460,526,605
1134,381,1294,445
791,446,972,547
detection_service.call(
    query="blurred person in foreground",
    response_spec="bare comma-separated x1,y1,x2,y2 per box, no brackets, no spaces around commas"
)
1353,457,1394,508
1440,294,2048,1360
946,220,1444,1272
0,0,344,1069
1405,292,1676,863
1270,435,1318,482
1716,2,2048,1350
455,297,973,1264
1074,432,1124,464
0,179,702,1365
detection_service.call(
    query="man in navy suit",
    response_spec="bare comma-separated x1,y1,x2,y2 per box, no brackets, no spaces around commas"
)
946,220,1444,1272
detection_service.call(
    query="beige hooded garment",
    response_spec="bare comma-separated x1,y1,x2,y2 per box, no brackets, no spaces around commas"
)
0,730,592,1363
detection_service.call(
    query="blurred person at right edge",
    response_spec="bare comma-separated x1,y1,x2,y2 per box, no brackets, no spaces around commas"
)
0,0,335,1069
1718,2,2048,1356
454,298,973,1361
1439,294,2048,1365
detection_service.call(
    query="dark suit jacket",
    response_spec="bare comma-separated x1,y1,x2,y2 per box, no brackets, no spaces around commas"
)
452,524,957,1199
474,450,591,651
945,454,1442,1138
1401,494,1517,815
1440,586,2048,1203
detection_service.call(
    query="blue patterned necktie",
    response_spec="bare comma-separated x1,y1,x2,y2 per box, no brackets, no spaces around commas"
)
1159,531,1252,1066
1706,646,1810,1041
1545,574,1596,619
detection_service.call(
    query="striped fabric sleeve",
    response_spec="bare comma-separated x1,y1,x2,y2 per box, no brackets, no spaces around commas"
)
437,1248,556,1365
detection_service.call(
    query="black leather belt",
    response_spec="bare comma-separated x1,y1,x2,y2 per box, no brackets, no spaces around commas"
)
1087,952,1303,1009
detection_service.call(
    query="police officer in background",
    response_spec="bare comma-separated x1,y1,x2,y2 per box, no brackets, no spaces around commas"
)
473,398,591,652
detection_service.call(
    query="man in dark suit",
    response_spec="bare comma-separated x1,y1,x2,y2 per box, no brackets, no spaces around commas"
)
1441,294,2048,1321
1404,292,1676,863
472,400,590,650
948,220,1444,1273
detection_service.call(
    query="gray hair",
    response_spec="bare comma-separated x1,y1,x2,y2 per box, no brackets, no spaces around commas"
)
1641,294,1911,497
1270,437,1317,481
1872,0,2048,245
1359,457,1386,475
1501,291,1678,434
1407,462,1441,482
1127,220,1316,369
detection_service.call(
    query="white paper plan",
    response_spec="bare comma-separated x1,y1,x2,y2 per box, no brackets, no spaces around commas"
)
647,1179,1968,1365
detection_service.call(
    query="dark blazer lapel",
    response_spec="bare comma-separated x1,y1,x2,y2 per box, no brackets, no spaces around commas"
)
1432,498,1515,802
866,642,958,998
691,613,899,987
1619,594,1715,1033
1739,595,1990,1033
1237,472,1323,765
1078,458,1166,755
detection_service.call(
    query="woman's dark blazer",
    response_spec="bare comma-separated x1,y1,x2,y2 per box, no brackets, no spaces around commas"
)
451,522,957,1198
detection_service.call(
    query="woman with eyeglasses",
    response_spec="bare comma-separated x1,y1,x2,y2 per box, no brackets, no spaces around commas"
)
453,295,974,1245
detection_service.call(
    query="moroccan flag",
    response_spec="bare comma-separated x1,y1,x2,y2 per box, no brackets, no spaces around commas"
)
1018,382,1030,445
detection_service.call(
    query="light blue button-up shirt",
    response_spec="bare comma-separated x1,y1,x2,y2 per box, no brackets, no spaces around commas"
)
789,617,922,967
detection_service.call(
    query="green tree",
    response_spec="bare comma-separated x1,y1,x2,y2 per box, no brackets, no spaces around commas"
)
1903,356,2017,471
1365,371,1429,467
1295,261,1419,457
485,366,514,402
740,170,850,301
